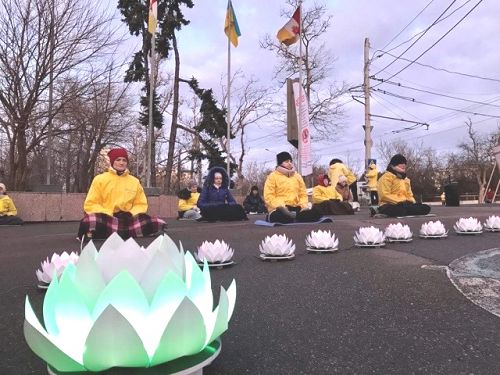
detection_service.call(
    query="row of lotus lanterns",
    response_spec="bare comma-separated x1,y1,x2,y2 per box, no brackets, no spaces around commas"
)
36,216,500,284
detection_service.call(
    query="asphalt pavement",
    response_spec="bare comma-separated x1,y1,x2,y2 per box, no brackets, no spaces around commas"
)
1,205,499,374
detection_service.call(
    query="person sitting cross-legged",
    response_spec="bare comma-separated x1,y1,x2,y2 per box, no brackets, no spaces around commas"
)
264,151,321,224
0,183,24,225
312,174,354,215
376,154,431,217
197,167,248,222
77,148,166,240
177,179,202,220
243,185,267,214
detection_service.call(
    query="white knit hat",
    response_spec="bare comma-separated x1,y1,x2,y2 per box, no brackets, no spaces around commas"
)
0,183,5,191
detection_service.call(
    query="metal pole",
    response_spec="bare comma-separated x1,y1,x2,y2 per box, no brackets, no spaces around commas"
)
147,33,156,188
363,37,372,168
297,1,303,175
226,36,231,180
46,0,55,185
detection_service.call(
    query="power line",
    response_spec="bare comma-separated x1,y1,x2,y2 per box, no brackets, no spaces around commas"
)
371,92,422,121
374,87,500,118
371,77,500,108
374,0,484,87
372,0,458,77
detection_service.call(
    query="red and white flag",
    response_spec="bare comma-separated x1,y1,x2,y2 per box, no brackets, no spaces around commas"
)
277,6,300,46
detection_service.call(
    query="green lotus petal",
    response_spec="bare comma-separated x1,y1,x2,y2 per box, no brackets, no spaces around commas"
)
75,242,106,312
83,305,150,371
150,297,206,366
140,249,183,302
208,286,229,344
185,252,213,318
227,279,237,320
43,274,61,336
25,297,85,372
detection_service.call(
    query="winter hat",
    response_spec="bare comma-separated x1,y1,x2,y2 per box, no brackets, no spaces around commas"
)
108,148,128,166
329,158,342,166
389,154,407,166
188,179,198,189
251,185,259,192
0,183,5,191
276,151,292,166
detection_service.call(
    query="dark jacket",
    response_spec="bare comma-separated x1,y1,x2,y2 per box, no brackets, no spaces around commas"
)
243,189,267,213
198,167,237,208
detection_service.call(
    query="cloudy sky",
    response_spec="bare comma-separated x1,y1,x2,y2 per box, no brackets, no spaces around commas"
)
118,0,500,171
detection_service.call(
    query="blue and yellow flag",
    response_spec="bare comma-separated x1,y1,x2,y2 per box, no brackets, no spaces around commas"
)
224,0,241,47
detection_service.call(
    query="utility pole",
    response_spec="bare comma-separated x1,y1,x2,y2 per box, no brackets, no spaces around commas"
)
363,37,372,167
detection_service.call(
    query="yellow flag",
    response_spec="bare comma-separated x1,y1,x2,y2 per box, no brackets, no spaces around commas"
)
224,0,241,47
148,0,158,34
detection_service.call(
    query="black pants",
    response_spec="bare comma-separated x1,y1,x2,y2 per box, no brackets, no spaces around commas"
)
0,215,23,225
350,181,358,202
378,202,431,217
200,204,248,222
268,206,322,224
370,191,379,205
313,200,354,215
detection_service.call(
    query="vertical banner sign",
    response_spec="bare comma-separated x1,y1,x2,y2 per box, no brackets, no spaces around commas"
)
292,82,312,176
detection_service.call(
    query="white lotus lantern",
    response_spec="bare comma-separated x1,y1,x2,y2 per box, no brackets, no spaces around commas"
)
305,230,339,250
384,223,413,240
353,226,385,245
24,233,236,373
454,217,483,233
259,234,295,256
484,215,500,231
420,220,447,236
35,251,79,285
196,240,234,263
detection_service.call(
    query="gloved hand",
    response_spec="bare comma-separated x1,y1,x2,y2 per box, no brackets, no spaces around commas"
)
114,211,133,220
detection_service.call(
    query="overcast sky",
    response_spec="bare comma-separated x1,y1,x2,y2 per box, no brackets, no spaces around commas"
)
118,0,500,171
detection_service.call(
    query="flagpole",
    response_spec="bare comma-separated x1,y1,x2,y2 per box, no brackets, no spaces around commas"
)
147,32,156,188
297,1,303,176
226,34,231,180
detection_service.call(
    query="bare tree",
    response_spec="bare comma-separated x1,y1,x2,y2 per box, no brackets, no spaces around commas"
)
0,0,119,189
260,0,346,138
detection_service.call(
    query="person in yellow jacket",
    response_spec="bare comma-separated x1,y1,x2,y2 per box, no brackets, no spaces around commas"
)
264,151,321,224
177,179,201,220
328,158,358,202
312,174,354,215
0,183,23,225
365,161,379,205
78,148,166,239
376,154,431,217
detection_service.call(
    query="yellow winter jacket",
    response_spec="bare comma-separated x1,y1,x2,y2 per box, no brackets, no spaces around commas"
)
178,192,200,212
84,168,148,216
378,171,416,206
0,195,17,216
365,167,379,191
264,170,308,211
328,163,357,187
312,185,343,204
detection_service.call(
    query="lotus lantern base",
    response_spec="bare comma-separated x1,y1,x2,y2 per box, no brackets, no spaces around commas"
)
354,242,385,248
259,253,295,261
197,260,235,269
484,227,500,232
454,230,483,235
386,237,413,243
306,246,339,253
47,339,221,375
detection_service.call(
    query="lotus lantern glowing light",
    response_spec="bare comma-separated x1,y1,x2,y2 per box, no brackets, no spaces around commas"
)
196,240,234,263
384,223,413,240
420,220,447,236
305,230,339,250
36,251,79,285
454,217,483,232
24,233,236,373
353,226,385,245
259,234,295,256
483,215,500,231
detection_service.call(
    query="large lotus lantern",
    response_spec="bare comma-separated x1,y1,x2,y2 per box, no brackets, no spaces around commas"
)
259,234,295,257
484,215,500,232
305,230,339,251
420,220,447,237
196,240,234,264
36,251,79,287
353,226,385,246
384,223,413,242
454,217,483,233
24,233,236,374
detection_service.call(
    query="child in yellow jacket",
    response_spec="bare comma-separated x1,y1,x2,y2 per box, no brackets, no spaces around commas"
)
0,183,23,225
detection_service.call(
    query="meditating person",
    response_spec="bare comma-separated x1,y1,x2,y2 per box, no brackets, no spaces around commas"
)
328,158,359,202
263,151,321,224
197,167,247,222
335,175,353,202
243,185,267,214
365,161,379,205
177,179,201,220
312,174,354,215
376,154,431,217
0,183,24,225
78,148,166,240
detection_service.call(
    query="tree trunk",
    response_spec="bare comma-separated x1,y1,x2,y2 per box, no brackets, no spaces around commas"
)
164,31,180,193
